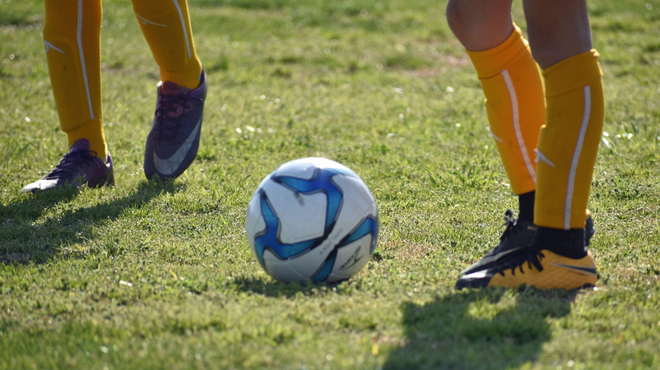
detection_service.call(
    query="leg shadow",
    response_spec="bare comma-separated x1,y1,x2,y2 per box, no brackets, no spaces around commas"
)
384,288,577,370
0,180,181,264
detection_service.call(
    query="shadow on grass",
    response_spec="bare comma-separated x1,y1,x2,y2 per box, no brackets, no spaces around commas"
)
231,275,347,298
384,288,578,370
0,180,181,265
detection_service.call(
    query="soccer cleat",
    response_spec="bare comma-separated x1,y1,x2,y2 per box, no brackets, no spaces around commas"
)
21,139,114,193
455,245,597,291
461,210,595,275
144,70,207,180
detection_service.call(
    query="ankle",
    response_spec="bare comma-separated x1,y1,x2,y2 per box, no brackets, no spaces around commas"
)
518,191,535,222
531,226,588,258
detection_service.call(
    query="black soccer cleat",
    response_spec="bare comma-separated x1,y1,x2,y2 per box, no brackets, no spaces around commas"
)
461,210,595,276
456,228,598,291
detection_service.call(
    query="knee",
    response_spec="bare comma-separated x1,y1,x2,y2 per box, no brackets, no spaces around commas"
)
446,0,473,40
446,0,513,51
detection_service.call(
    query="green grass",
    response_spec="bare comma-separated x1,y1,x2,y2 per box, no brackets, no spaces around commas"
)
1,0,660,368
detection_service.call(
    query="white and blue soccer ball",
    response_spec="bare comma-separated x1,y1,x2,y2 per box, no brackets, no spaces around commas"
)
245,157,379,283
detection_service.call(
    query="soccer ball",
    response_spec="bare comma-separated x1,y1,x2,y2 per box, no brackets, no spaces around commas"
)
245,157,379,283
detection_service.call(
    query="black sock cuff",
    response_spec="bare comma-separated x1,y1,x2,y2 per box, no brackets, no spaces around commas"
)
518,191,535,222
532,226,588,259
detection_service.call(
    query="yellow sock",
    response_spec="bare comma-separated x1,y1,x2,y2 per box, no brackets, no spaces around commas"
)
131,0,203,89
43,0,107,158
467,26,545,195
535,50,604,229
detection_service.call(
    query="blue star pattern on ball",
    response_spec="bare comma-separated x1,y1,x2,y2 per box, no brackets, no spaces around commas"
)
252,167,378,281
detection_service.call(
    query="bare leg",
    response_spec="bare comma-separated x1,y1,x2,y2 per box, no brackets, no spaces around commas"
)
522,0,592,68
446,0,514,51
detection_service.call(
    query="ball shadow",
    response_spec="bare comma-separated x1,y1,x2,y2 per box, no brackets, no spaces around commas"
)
0,179,182,264
230,275,346,298
383,288,579,370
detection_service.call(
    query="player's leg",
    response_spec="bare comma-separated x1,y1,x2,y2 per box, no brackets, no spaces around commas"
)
447,0,549,274
131,0,203,89
526,0,603,258
522,0,593,70
131,0,207,180
457,0,603,290
446,0,515,52
22,0,114,193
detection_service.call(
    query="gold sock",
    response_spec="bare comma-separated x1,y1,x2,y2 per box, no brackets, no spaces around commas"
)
131,0,203,89
535,50,604,229
43,0,107,158
467,25,545,195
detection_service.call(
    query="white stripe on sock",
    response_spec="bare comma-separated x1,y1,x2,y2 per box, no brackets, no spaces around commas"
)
502,69,536,183
77,0,94,120
489,129,504,143
136,13,168,27
536,149,555,168
172,0,192,59
43,40,65,54
564,86,592,230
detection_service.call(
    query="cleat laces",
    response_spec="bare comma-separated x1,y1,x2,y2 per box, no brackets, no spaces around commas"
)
498,209,518,243
489,209,526,255
493,246,545,276
45,149,101,181
154,90,202,146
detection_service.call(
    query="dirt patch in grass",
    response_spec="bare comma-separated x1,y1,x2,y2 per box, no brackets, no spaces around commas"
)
381,241,435,260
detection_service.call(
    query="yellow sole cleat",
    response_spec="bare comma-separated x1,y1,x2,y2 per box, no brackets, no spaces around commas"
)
456,248,597,290
461,210,595,276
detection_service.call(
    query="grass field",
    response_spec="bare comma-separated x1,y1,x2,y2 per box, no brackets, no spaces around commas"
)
1,0,660,368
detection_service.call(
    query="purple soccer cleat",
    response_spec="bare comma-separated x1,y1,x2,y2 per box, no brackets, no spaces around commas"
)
21,139,114,193
143,70,207,180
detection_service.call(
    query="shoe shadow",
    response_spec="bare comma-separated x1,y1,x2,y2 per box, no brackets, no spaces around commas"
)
0,180,181,264
383,288,578,370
